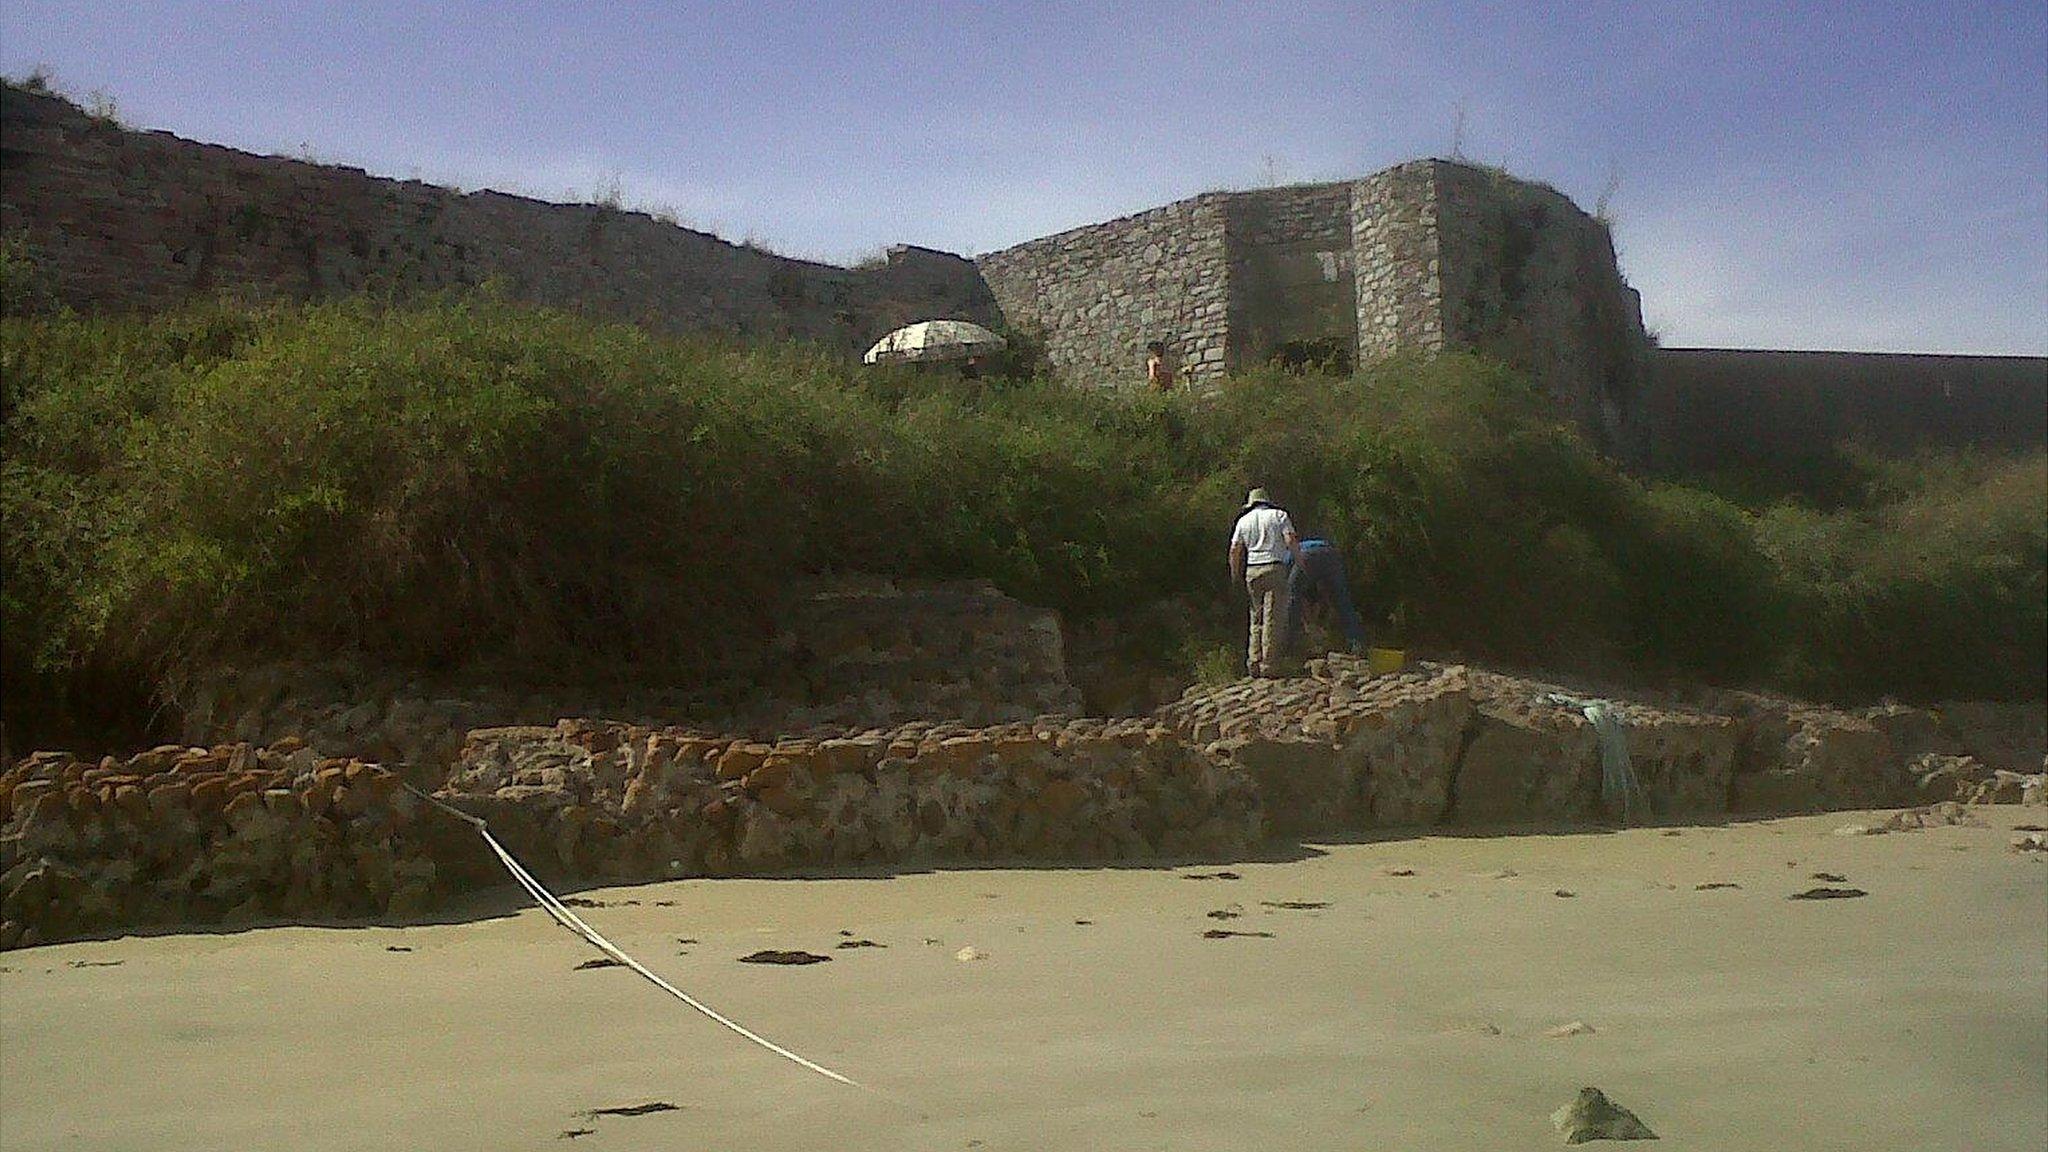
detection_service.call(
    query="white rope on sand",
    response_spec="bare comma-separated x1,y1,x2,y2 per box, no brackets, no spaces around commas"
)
406,785,860,1088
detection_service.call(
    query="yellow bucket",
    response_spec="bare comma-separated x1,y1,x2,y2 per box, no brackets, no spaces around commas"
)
1366,647,1407,675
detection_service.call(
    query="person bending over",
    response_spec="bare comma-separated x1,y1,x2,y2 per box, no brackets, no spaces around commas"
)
1284,534,1368,656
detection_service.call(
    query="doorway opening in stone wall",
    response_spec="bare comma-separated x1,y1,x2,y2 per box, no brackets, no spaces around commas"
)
1270,337,1354,375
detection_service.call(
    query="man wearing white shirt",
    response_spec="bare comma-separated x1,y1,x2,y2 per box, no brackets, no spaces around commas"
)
1228,487,1300,678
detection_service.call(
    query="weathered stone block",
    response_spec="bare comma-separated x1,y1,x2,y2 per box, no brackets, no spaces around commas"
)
1452,705,1599,826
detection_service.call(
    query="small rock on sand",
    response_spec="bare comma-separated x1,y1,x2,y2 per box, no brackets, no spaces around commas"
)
2010,833,2048,853
1551,1086,1657,1143
1546,1020,1596,1037
1788,887,1867,900
954,946,987,962
1383,866,1417,877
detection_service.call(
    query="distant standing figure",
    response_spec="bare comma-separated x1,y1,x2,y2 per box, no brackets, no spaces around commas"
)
1146,340,1173,392
1285,536,1368,655
1229,487,1300,677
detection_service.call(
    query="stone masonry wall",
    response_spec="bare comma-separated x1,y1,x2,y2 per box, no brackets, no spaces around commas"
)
0,742,436,949
7,81,2022,468
0,85,999,346
6,655,2040,948
974,195,1234,387
1431,162,1649,453
173,579,1083,777
1222,183,1357,370
1351,161,1447,360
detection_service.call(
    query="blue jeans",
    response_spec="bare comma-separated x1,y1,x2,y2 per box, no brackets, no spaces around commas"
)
1285,546,1367,652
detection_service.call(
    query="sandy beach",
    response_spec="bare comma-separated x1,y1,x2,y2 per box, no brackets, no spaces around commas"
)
4,807,2043,1151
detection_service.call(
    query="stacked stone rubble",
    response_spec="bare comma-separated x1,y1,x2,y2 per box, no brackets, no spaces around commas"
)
1160,656,2038,831
176,579,1085,778
1158,659,1742,833
439,716,1262,885
0,742,436,949
7,657,2041,951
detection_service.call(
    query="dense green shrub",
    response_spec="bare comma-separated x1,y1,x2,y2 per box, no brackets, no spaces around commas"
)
4,294,2041,750
1754,452,2046,700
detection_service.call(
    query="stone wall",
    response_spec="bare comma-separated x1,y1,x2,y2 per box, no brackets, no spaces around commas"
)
1432,162,1649,453
1156,655,2044,835
977,162,1648,452
7,79,2027,469
0,84,999,346
173,579,1083,775
6,655,2040,948
1351,162,1447,360
0,742,436,949
1222,184,1357,370
1156,661,1744,834
1640,348,2048,472
439,716,1261,885
974,195,1234,387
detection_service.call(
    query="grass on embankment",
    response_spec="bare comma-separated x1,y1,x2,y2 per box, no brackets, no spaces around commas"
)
3,294,2041,747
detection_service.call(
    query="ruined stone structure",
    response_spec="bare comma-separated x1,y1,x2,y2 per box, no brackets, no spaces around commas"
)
1,84,1642,448
171,579,1084,772
6,653,2041,948
978,160,1651,450
5,81,2039,463
0,83,1000,347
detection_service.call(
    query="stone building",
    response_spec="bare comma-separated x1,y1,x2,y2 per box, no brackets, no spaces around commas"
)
976,160,1651,451
0,82,1002,346
7,80,2039,464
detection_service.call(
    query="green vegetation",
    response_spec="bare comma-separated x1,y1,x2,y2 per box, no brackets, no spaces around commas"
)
4,294,2041,746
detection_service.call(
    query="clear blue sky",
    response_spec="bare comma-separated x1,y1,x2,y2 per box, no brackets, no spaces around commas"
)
5,1,2044,353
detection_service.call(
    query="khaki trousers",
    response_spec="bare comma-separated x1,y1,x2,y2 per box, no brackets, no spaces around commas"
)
1245,563,1290,676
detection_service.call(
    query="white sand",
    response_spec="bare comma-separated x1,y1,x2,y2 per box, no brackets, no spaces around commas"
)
4,808,2044,1150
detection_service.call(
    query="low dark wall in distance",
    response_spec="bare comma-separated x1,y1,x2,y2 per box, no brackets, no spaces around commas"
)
1643,348,2048,472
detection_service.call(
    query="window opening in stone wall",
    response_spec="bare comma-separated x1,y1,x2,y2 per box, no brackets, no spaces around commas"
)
1271,337,1353,375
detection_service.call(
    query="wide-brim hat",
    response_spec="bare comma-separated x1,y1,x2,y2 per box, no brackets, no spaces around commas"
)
1242,487,1273,510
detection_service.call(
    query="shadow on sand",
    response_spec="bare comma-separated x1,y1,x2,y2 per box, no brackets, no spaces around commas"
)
16,810,1801,952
